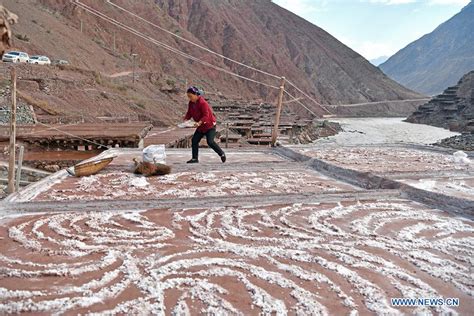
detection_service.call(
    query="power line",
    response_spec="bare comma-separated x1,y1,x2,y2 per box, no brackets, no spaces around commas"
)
285,79,332,114
35,120,112,149
106,0,281,80
73,0,279,91
283,90,319,117
74,0,332,117
105,0,333,115
79,2,425,116
20,122,82,136
326,98,431,107
108,0,376,116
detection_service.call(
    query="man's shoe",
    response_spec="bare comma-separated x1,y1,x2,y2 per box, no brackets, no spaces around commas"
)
220,154,226,163
187,159,199,164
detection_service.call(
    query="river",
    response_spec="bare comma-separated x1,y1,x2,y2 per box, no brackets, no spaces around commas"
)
315,117,459,146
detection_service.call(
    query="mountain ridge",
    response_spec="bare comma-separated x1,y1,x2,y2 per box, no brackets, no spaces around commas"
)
2,0,423,121
380,1,474,96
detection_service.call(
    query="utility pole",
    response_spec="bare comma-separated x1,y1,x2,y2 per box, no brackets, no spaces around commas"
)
113,31,116,52
271,77,285,147
80,20,83,33
15,146,24,192
7,67,17,194
131,53,138,84
225,122,229,149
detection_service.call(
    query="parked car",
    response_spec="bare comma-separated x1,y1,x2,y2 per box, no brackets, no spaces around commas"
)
52,59,69,66
2,51,29,63
28,55,51,65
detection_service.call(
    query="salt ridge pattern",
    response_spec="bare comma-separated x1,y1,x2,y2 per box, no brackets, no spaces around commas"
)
1,200,472,314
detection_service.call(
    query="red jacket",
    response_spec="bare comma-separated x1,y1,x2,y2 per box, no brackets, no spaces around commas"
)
184,96,217,133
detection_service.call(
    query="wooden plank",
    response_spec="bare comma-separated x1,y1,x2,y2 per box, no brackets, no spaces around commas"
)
15,146,24,192
8,67,17,194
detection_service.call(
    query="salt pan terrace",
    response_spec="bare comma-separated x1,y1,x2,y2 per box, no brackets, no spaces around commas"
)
15,149,358,203
0,147,473,315
295,144,474,203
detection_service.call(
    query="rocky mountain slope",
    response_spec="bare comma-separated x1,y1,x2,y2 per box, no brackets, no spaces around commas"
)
407,71,474,150
380,1,474,96
0,5,18,57
0,63,186,126
1,0,423,121
407,71,474,132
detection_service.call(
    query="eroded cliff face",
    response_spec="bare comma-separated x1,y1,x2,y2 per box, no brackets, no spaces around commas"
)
407,71,474,133
407,71,474,151
0,5,18,57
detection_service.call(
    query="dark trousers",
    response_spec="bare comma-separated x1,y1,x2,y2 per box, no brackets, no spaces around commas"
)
192,127,225,159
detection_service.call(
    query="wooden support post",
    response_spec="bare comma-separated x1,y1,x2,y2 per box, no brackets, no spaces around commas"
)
271,77,285,147
131,54,138,84
7,68,17,194
15,146,24,192
225,122,229,149
113,31,116,52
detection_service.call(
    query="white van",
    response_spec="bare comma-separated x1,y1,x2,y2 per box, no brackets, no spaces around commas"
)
2,51,29,63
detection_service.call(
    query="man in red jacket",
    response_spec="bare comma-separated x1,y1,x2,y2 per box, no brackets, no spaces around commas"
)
183,86,226,164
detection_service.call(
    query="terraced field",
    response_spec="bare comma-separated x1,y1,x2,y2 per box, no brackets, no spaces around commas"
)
0,147,473,314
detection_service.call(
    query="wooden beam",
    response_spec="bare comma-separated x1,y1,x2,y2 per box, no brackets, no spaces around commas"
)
282,97,303,104
15,146,24,192
7,67,17,194
271,77,285,147
225,122,229,149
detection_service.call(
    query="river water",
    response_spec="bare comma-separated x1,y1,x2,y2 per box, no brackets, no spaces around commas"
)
315,117,459,146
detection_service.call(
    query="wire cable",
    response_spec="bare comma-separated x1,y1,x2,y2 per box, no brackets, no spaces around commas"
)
35,121,112,149
283,90,319,117
106,0,281,80
74,0,335,116
74,0,279,90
